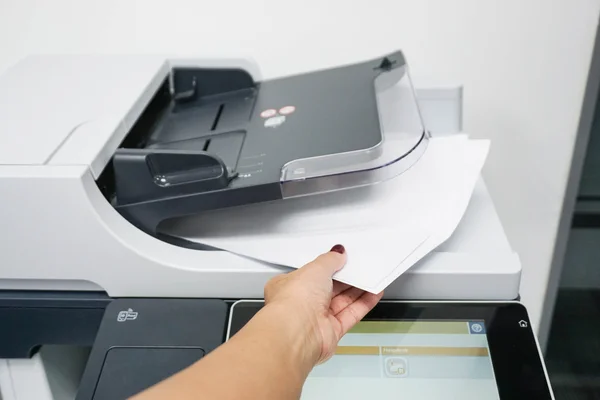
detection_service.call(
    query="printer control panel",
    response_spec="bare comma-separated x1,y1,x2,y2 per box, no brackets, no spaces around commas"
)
0,297,553,399
70,299,554,400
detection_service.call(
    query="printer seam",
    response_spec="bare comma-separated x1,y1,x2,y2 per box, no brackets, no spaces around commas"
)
43,120,91,164
6,359,18,400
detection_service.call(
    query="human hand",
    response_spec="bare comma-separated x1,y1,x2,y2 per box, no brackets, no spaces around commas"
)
263,244,383,365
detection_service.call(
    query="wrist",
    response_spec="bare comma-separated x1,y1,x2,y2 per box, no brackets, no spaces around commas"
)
253,303,321,373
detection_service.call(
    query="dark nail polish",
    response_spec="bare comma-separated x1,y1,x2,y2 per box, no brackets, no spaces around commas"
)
330,244,345,254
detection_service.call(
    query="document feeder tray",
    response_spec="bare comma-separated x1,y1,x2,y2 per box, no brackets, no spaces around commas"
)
108,50,428,235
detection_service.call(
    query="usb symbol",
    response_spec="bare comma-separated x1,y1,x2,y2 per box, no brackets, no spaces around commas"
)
117,308,138,322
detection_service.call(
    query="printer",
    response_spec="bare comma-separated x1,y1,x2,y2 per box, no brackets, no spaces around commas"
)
0,51,552,399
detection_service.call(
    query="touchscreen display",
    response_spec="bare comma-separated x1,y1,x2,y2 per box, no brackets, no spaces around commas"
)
301,320,500,400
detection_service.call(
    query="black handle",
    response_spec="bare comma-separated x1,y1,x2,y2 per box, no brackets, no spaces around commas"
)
113,148,233,206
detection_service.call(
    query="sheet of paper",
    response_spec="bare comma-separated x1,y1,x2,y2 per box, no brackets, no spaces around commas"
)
203,227,431,291
369,139,491,292
163,135,490,293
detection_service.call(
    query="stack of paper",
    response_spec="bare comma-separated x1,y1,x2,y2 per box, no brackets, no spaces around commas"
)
163,135,490,294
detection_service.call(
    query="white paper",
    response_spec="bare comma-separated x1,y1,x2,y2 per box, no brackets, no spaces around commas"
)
369,138,491,292
163,135,490,293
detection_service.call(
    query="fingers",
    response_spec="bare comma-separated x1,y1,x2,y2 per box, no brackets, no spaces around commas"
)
329,286,364,315
300,245,347,280
331,281,351,298
335,291,384,336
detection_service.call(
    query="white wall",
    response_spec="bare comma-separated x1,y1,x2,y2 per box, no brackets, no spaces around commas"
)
0,0,598,331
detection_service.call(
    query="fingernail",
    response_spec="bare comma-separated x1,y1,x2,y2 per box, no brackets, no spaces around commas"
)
330,244,345,254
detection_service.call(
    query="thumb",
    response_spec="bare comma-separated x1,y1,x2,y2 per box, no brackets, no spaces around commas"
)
301,244,347,279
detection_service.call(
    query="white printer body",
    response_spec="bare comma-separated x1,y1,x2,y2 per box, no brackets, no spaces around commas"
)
0,53,546,400
0,54,520,301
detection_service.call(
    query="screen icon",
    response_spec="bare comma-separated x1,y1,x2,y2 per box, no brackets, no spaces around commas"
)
468,321,486,334
519,320,528,328
384,357,408,377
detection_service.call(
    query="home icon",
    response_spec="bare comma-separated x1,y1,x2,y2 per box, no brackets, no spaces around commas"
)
519,320,528,328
